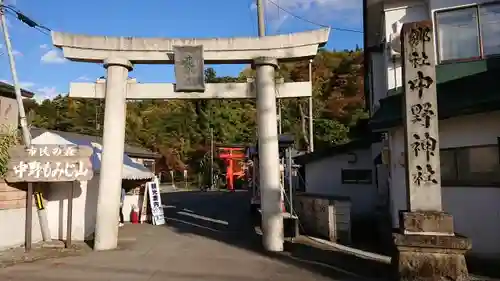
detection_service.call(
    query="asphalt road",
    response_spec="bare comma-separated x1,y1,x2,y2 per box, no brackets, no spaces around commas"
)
0,190,372,281
161,190,372,281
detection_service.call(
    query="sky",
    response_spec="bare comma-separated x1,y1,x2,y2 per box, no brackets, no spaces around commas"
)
0,0,363,102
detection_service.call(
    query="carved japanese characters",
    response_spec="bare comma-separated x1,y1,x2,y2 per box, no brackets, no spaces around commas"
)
6,144,93,182
173,45,206,92
402,21,443,211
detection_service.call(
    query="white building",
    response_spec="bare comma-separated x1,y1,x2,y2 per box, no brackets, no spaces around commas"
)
294,139,379,221
365,0,500,258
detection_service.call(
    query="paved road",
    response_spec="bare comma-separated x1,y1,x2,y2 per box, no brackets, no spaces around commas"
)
0,190,367,281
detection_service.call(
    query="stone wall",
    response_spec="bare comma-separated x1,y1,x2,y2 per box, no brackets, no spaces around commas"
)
294,192,352,244
0,180,32,210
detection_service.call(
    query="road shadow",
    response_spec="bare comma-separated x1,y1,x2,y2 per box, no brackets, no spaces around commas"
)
161,190,390,281
467,256,500,279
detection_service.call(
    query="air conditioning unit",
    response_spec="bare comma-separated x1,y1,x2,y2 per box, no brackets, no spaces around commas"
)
387,21,402,58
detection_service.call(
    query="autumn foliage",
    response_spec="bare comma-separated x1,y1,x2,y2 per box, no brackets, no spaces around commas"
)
25,49,367,180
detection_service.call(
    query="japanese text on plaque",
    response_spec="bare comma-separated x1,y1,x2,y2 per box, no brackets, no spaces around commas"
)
6,144,93,182
404,24,440,187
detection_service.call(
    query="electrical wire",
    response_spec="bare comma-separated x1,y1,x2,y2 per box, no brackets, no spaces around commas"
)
265,0,363,33
4,2,362,37
1,4,51,36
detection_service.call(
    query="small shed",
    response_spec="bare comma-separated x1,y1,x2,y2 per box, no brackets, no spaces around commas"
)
294,139,377,221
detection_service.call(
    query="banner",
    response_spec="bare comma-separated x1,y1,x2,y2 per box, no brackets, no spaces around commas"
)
147,177,165,225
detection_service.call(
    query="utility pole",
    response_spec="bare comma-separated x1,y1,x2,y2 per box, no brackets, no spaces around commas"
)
277,100,282,135
210,127,214,190
257,0,282,134
257,0,266,37
0,0,52,244
257,0,283,135
308,59,314,152
0,1,30,146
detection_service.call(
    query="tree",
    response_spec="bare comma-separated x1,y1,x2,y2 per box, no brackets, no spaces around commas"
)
28,49,368,180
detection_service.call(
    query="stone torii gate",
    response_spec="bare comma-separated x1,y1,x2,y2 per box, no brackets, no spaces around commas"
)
51,28,330,252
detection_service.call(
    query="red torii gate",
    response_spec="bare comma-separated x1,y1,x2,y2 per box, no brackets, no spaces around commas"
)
217,146,247,191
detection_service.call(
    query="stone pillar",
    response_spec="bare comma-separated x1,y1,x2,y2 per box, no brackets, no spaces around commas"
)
94,57,133,251
393,21,470,281
254,57,284,252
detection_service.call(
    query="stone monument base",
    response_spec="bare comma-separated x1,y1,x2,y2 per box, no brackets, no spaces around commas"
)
392,211,471,281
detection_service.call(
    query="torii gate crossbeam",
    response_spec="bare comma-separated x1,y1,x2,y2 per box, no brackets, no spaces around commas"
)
53,28,330,253
69,79,313,100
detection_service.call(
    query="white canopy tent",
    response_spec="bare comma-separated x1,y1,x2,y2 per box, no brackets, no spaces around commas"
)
31,130,155,240
31,130,154,180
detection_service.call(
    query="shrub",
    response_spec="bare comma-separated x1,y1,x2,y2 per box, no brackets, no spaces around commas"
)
0,126,20,177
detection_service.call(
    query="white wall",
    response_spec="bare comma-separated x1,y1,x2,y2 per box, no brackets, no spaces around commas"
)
388,111,500,258
45,178,145,241
0,207,42,250
46,178,99,241
304,149,377,218
383,2,429,91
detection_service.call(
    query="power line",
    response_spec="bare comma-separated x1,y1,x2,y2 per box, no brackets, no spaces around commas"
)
1,4,51,36
4,2,362,36
265,0,363,33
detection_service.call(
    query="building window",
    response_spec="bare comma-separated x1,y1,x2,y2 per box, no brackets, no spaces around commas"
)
480,4,500,56
436,2,500,62
341,169,373,184
440,145,500,186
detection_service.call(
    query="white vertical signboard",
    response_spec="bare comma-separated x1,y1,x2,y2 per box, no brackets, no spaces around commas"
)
147,177,165,225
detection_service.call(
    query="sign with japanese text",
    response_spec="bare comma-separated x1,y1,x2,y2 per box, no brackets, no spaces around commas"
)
402,21,442,212
173,45,205,92
147,177,165,225
6,145,94,183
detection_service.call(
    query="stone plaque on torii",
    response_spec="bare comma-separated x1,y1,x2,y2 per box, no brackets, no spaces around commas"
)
51,28,330,252
173,45,205,92
393,20,470,281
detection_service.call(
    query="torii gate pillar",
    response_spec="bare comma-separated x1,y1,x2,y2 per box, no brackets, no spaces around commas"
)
94,57,133,251
254,57,283,251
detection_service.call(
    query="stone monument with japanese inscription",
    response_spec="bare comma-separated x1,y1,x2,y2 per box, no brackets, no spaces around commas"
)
392,20,470,281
